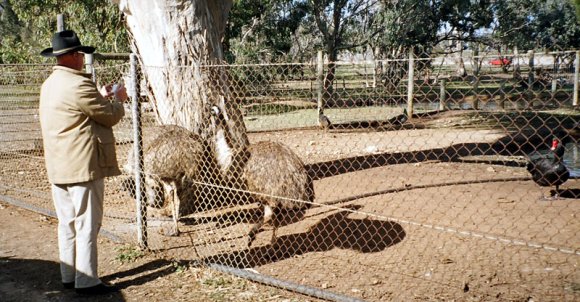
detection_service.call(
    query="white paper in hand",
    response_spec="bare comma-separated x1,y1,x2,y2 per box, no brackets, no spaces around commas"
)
112,84,120,94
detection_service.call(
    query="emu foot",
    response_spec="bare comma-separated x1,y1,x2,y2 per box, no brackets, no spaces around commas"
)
247,233,256,247
161,223,180,237
539,191,561,201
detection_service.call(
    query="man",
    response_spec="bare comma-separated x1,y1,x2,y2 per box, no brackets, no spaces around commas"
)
39,30,128,295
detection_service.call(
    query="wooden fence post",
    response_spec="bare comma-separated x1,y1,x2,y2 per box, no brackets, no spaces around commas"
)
513,46,520,77
439,79,446,111
371,56,377,88
551,79,557,100
130,53,147,250
499,79,506,110
574,50,579,107
528,50,535,88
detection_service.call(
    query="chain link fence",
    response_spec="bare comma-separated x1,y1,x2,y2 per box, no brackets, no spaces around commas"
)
1,48,579,301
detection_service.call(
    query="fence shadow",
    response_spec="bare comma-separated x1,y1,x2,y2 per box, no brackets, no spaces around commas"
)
105,258,179,290
202,205,405,268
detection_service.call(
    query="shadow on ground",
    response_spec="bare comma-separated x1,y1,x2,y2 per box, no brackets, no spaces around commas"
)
0,257,126,301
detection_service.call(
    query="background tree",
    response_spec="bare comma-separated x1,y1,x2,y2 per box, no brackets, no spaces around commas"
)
0,0,128,63
368,0,440,89
492,0,580,51
225,0,309,63
308,0,379,104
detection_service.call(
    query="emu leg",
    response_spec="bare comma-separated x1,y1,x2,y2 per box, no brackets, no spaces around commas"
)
248,204,273,247
172,180,180,235
553,185,562,199
266,206,278,245
540,186,557,201
162,180,180,236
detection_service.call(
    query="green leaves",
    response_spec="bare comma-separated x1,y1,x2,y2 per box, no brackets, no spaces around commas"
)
0,0,128,63
493,0,580,50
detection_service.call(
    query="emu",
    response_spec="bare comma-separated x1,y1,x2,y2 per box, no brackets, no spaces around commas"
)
244,141,314,246
210,106,314,247
122,125,204,236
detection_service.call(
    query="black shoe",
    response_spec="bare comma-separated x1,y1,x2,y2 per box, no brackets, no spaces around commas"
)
62,282,75,289
76,283,119,295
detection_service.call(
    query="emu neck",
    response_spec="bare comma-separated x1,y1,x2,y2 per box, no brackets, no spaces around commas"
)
215,128,233,173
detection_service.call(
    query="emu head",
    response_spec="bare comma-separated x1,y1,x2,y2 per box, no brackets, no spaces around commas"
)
120,175,166,208
210,105,227,127
144,175,166,208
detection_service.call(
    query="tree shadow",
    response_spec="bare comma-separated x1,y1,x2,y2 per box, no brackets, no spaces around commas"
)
320,176,532,207
306,124,564,181
306,142,494,180
326,109,432,133
554,188,580,199
202,205,406,268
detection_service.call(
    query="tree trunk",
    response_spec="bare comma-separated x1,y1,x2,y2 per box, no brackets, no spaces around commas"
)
324,47,337,106
114,0,248,176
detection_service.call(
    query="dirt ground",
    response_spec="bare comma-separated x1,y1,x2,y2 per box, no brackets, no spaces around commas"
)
1,110,579,301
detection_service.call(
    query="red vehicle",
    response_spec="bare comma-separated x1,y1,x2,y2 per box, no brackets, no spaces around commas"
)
490,57,512,66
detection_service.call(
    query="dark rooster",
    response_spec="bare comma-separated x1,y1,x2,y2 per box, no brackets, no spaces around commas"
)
526,136,569,199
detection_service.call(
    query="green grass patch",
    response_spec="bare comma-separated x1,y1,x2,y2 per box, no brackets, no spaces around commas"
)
114,245,145,264
243,102,311,115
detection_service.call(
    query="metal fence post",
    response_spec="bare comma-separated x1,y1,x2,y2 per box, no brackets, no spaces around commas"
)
407,48,414,117
317,50,324,115
84,53,96,82
130,53,147,250
574,50,579,107
57,14,65,32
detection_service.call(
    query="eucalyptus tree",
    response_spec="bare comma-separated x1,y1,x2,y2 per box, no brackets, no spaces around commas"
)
113,0,248,178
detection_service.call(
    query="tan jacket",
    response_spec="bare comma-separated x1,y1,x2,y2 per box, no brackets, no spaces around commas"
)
39,66,125,184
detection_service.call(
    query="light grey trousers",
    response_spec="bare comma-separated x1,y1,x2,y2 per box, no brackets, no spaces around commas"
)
51,178,104,288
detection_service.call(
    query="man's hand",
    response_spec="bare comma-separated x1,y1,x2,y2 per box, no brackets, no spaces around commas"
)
99,84,114,98
112,84,128,102
99,83,128,102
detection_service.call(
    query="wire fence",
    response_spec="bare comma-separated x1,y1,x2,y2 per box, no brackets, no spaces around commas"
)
0,48,579,301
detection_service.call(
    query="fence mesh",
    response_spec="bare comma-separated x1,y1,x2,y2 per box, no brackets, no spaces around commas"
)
0,49,579,301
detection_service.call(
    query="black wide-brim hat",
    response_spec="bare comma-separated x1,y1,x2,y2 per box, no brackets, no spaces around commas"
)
40,30,95,57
